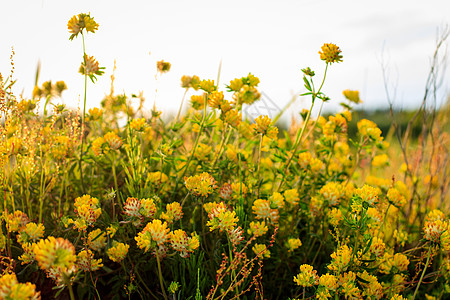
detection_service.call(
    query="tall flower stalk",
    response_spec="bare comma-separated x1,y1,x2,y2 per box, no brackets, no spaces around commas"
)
67,13,104,193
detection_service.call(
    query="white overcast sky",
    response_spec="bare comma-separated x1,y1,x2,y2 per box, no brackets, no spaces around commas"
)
1,0,449,122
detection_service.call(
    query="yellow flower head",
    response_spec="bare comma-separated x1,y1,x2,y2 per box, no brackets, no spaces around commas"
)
247,221,268,237
269,192,285,209
293,264,319,287
130,118,147,131
103,131,122,150
88,107,103,121
319,43,343,64
286,238,302,252
387,187,407,208
423,219,447,243
107,241,129,263
327,244,352,273
199,79,217,93
17,222,45,245
181,75,200,89
157,60,171,73
206,202,239,232
320,182,342,206
73,194,102,231
253,243,270,259
252,199,279,224
0,273,41,300
34,237,76,270
343,89,362,103
191,94,206,110
184,172,217,197
169,229,199,258
79,55,104,81
328,208,343,227
87,229,107,252
161,202,183,224
228,78,244,92
284,189,300,206
4,210,29,233
77,250,103,272
135,219,171,252
68,13,99,40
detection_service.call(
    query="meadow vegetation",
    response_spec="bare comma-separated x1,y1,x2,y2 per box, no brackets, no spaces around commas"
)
0,13,449,300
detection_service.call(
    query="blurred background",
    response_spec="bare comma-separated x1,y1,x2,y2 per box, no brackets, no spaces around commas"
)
1,0,449,126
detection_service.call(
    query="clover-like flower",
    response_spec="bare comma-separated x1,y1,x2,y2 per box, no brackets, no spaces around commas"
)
68,13,99,40
319,43,343,63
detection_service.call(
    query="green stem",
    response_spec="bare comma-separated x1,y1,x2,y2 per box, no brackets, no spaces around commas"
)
111,152,119,220
256,133,263,198
412,246,433,300
79,32,88,194
68,284,75,300
156,252,168,300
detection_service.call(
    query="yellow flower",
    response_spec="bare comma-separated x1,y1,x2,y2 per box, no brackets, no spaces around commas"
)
157,60,171,73
92,136,105,156
106,225,118,238
342,89,362,103
387,187,407,208
228,78,243,92
393,229,408,247
327,244,352,273
355,184,379,206
252,199,279,224
77,250,103,272
184,172,217,197
79,55,104,81
293,264,319,287
34,237,76,270
0,273,41,300
286,238,302,252
169,230,199,258
319,43,343,63
253,243,270,259
224,109,242,128
328,208,343,226
123,197,145,226
88,107,103,121
269,192,285,209
247,221,268,237
208,91,225,109
73,194,102,231
107,241,129,262
103,131,122,150
130,118,147,131
206,202,239,232
199,79,217,93
17,222,45,244
161,202,183,224
320,182,342,206
284,189,300,205
68,13,99,40
181,75,200,89
318,273,337,291
135,219,171,252
372,154,389,167
87,229,107,252
4,210,29,233
423,219,447,243
298,152,312,169
252,115,278,139
191,94,206,110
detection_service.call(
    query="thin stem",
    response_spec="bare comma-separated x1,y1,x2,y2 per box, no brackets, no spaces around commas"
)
156,252,168,300
412,246,433,300
79,32,88,194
